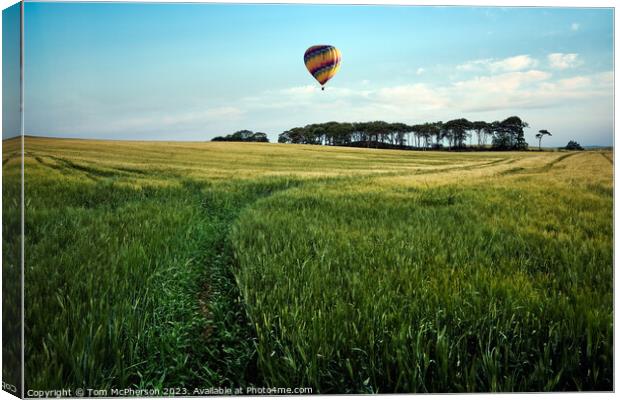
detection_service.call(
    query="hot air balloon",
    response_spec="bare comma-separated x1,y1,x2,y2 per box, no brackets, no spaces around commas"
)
304,45,341,90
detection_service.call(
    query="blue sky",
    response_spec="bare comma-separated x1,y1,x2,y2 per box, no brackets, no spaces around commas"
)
22,3,613,146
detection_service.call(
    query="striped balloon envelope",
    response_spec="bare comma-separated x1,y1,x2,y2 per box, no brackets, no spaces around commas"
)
304,45,341,90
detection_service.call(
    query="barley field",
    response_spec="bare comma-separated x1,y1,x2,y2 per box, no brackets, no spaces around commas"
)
3,136,613,392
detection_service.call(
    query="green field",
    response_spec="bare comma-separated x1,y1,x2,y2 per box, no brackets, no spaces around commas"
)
3,136,613,393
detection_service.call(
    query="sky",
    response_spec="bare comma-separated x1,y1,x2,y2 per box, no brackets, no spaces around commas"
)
19,3,614,146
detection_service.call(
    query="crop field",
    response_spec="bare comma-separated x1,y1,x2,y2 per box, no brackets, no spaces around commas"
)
2,136,613,392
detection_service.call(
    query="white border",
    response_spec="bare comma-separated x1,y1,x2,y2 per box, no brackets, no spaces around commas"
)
0,1,616,400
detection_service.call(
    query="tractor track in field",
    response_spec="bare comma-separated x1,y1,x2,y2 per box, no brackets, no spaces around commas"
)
192,176,319,387
195,169,446,386
192,161,515,386
546,152,578,168
500,152,579,176
32,154,153,181
403,157,509,178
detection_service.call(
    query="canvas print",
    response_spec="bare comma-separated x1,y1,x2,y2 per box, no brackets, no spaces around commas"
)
1,1,614,396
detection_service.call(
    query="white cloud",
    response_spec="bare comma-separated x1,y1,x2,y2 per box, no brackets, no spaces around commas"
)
280,85,317,95
539,71,611,99
375,84,448,110
456,58,493,72
52,52,606,139
445,71,556,112
548,53,582,70
236,67,611,124
453,70,551,90
489,55,539,72
58,105,245,136
416,67,425,75
39,67,611,143
571,22,580,31
150,107,244,126
457,55,538,73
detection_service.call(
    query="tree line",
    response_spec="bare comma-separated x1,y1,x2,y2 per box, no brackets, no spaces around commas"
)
212,130,269,143
276,116,530,151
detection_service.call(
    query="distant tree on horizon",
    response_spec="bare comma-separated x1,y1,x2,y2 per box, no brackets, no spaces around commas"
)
444,118,472,149
212,130,269,143
275,116,532,152
472,121,490,147
565,140,584,151
492,116,529,151
535,129,552,151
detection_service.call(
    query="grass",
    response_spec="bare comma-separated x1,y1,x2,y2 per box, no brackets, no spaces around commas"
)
3,136,612,393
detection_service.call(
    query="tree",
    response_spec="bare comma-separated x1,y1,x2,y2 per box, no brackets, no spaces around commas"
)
432,121,444,147
278,131,291,143
212,130,270,143
482,122,494,147
491,129,511,150
444,119,472,149
231,130,253,140
416,124,433,149
535,129,551,151
276,117,531,152
492,117,528,150
328,122,353,146
472,121,489,147
285,127,306,144
412,122,442,149
565,140,584,151
365,121,391,147
250,132,269,142
390,122,409,147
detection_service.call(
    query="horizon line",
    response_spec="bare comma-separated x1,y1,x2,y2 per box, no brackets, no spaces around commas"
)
2,134,613,148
